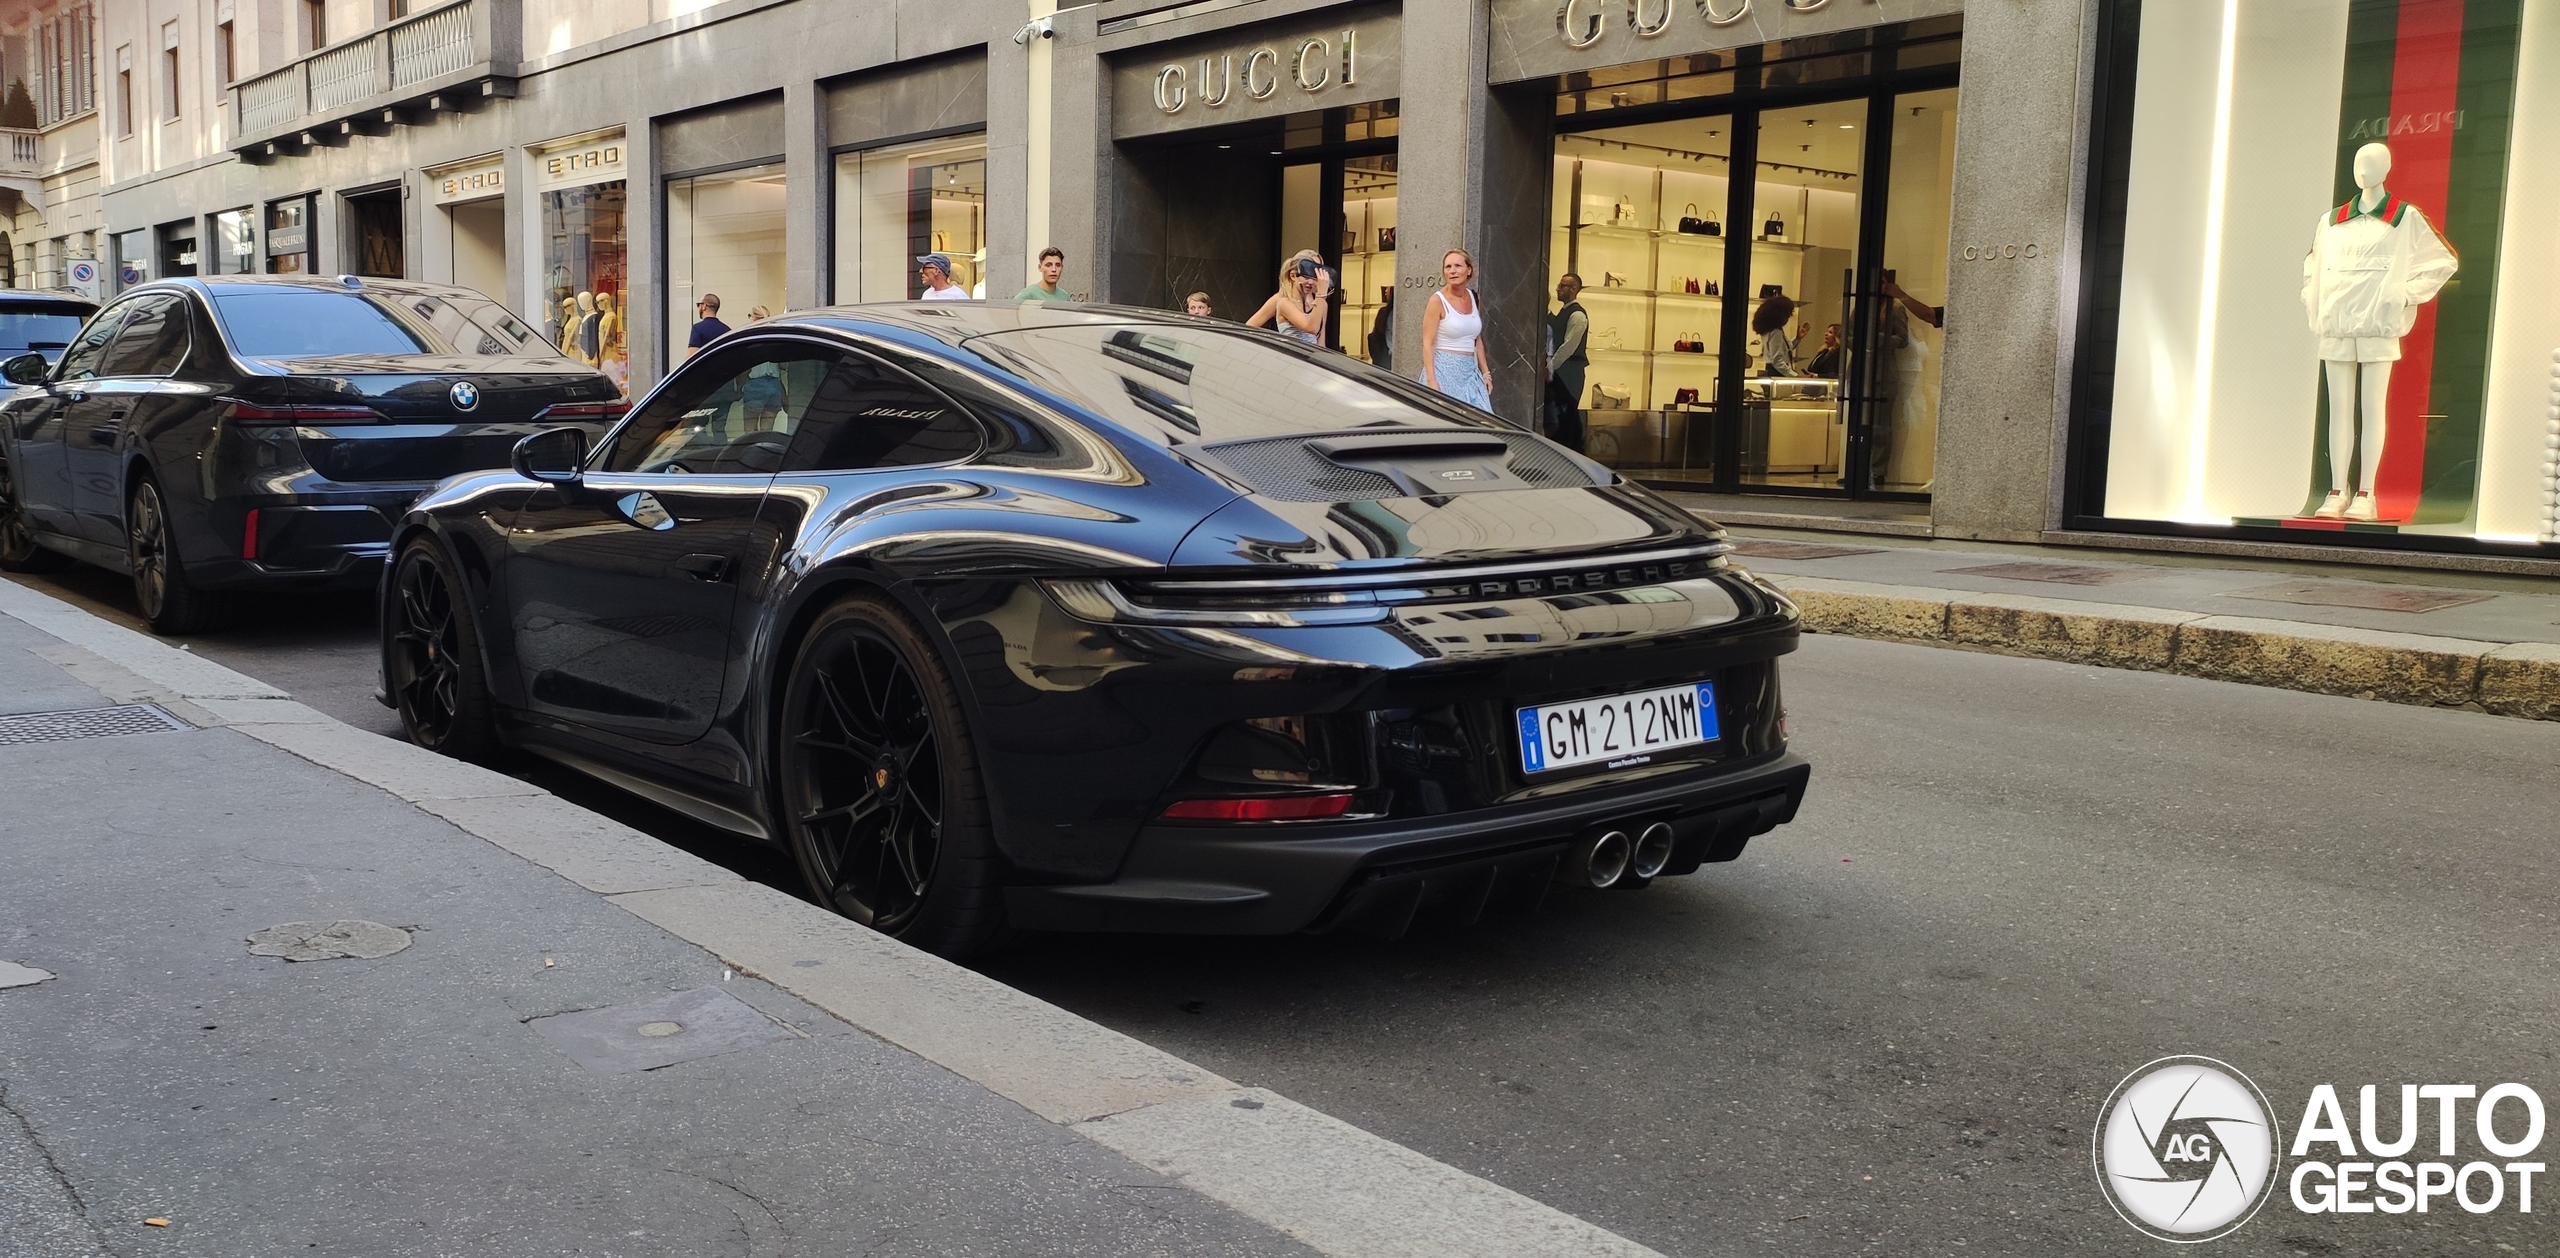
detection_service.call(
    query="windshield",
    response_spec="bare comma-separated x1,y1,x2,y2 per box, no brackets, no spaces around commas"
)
963,324,1499,446
0,307,94,357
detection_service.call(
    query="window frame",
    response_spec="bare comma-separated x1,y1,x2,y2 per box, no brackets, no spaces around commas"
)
772,339,988,475
596,334,858,477
52,297,140,383
92,294,192,379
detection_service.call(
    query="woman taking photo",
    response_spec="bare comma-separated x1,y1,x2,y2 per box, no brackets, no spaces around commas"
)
1420,249,1492,411
1246,250,1329,346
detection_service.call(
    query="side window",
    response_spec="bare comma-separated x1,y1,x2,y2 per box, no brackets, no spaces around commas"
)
779,355,984,473
600,340,847,475
94,297,190,377
53,304,134,382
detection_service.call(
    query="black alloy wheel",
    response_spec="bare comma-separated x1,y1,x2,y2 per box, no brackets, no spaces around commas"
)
127,478,227,634
0,453,72,573
780,598,1004,956
388,540,498,760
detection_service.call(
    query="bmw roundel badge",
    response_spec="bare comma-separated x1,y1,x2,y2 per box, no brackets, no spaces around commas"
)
448,381,481,411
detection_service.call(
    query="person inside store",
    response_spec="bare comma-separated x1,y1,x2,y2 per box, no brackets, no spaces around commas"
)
1753,292,1804,377
684,293,730,361
1368,289,1393,372
1246,251,1329,346
1184,291,1214,319
1807,323,1843,378
1866,270,1943,489
1019,247,1072,301
1545,273,1588,452
917,253,971,301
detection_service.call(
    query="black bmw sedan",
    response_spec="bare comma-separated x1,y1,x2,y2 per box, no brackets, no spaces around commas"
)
383,303,1809,956
0,276,622,633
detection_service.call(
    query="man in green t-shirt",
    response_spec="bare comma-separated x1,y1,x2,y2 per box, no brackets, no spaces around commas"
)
1017,246,1073,301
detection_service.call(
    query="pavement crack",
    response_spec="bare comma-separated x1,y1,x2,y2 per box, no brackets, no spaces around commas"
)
0,1076,112,1252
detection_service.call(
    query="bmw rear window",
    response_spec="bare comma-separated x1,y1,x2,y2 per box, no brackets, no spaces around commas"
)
210,290,430,357
964,324,1499,446
0,305,93,354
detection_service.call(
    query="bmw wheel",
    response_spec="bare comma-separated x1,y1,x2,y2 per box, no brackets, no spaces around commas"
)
127,477,228,634
388,539,499,760
0,452,71,573
779,596,1005,957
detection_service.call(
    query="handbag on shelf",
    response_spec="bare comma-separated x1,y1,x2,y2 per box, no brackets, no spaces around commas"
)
1676,204,1720,236
1762,212,1784,240
1377,227,1396,252
1703,280,1719,296
1343,227,1359,253
1592,383,1633,409
1671,333,1707,354
1682,277,1701,295
1759,283,1784,299
1602,272,1627,288
1673,387,1702,406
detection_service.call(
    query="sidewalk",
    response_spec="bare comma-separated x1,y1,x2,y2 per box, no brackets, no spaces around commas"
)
0,581,1659,1258
1682,520,2560,721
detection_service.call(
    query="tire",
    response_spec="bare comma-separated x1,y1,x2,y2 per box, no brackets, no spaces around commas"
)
0,451,73,573
387,539,501,761
778,596,1007,958
127,477,229,634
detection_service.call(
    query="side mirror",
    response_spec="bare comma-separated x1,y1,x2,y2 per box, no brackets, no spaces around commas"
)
1,353,48,386
512,426,588,487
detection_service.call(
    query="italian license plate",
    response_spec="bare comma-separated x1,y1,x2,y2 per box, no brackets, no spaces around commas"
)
1516,682,1718,774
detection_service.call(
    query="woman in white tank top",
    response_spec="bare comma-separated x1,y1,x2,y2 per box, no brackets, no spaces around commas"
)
1420,249,1493,412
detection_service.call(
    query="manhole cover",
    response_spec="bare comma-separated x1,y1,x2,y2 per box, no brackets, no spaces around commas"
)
2225,580,2490,614
0,703,188,745
1944,561,2155,586
246,920,413,962
529,986,795,1074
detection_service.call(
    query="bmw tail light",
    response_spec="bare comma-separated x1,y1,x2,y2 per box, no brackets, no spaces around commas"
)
533,401,630,422
1159,793,1356,822
222,400,388,424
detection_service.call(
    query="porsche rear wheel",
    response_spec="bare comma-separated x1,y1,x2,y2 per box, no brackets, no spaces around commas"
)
779,596,1006,957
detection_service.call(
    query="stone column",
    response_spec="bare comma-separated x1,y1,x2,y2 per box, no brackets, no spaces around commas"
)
783,80,824,311
1930,0,2097,540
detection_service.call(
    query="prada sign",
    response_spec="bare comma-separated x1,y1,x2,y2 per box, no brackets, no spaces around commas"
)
1113,9,1402,139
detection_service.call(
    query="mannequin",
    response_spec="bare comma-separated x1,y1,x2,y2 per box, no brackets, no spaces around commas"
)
558,296,587,365
573,291,601,368
595,291,626,392
2300,142,2457,521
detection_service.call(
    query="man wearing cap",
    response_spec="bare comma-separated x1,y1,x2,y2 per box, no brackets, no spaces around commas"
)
917,253,970,301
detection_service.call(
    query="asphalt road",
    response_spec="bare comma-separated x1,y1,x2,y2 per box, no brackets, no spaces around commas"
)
11,567,2555,1256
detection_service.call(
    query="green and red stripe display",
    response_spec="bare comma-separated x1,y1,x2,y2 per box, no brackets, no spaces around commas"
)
2300,0,2523,526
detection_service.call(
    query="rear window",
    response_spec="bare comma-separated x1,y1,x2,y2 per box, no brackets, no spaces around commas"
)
965,324,1498,446
0,306,93,354
212,290,428,357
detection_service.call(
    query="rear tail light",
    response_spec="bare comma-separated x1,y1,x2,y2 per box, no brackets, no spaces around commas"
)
533,401,630,422
1159,793,1356,822
1044,578,1391,627
222,400,388,424
240,508,260,561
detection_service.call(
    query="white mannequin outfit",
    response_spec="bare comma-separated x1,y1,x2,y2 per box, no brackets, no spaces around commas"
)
2299,142,2456,521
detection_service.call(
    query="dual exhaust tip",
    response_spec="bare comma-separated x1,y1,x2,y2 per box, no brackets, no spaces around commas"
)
1560,821,1675,889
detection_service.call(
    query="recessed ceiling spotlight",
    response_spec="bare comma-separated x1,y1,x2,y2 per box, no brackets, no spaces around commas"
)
1840,123,1856,129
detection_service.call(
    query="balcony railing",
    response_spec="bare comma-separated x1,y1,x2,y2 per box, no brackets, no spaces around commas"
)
229,0,518,154
0,128,40,175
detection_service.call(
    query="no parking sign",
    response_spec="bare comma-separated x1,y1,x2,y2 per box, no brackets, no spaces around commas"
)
67,259,101,299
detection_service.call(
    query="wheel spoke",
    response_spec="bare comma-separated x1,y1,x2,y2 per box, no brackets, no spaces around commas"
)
800,792,884,829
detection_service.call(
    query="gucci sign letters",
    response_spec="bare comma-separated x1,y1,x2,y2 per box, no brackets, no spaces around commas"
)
1154,31,1360,114
1556,0,1863,47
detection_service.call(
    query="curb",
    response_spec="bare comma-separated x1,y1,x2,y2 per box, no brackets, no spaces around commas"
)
0,577,1663,1258
1763,575,2560,721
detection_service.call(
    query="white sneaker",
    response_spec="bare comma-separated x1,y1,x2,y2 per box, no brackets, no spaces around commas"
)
2313,489,2349,519
2345,491,2379,522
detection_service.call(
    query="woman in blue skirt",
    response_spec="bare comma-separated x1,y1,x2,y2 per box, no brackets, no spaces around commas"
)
1420,249,1493,412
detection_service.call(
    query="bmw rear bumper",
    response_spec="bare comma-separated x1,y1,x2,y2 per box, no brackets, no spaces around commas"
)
1003,749,1810,936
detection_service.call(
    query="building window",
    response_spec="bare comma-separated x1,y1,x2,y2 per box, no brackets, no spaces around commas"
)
215,21,234,100
831,134,987,303
36,6,98,127
161,22,180,121
266,198,312,274
210,208,255,275
665,163,787,364
305,0,327,51
114,45,131,137
2077,0,2552,550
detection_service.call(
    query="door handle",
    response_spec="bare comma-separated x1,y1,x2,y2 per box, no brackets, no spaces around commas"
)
676,553,733,583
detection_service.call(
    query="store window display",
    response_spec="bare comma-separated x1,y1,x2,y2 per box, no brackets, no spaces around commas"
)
834,136,985,302
668,164,787,362
2094,0,2553,548
541,181,629,392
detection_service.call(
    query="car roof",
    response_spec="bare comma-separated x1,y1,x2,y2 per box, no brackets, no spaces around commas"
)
130,274,502,304
776,301,1220,350
0,290,98,310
